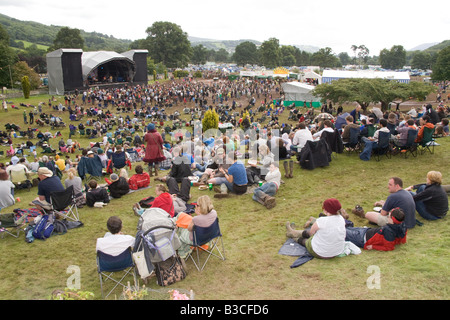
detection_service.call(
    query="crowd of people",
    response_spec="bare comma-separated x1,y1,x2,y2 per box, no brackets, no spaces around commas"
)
1,77,449,278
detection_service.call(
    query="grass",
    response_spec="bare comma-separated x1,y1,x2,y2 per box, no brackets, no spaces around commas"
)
0,91,449,300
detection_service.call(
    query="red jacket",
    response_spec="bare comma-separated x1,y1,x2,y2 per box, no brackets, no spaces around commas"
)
151,192,175,217
128,173,150,190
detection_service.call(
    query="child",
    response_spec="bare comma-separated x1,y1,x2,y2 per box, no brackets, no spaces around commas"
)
345,208,407,251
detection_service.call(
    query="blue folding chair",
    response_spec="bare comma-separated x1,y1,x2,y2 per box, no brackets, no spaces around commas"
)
111,151,127,170
97,248,137,299
187,218,225,271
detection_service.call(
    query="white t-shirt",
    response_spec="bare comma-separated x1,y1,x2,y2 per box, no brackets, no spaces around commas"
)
96,233,135,256
0,180,15,209
311,214,346,258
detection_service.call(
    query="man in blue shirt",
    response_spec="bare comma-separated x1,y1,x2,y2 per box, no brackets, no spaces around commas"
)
214,152,248,198
32,167,65,211
365,177,416,229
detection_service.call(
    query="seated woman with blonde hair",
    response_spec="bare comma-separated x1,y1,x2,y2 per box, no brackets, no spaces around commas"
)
175,195,218,258
405,171,448,221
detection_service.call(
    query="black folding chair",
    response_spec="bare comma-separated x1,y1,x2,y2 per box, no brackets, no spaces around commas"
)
393,129,418,158
50,185,79,221
344,127,361,155
372,131,392,162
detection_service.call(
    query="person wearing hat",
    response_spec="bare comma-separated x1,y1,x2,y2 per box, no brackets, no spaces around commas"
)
32,167,64,211
6,156,32,189
143,122,165,177
107,173,130,199
96,148,108,168
285,198,346,259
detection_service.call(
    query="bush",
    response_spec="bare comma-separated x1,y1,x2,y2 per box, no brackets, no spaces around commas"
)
202,108,219,132
21,75,30,99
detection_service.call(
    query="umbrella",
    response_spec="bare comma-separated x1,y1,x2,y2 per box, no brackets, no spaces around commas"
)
314,113,335,122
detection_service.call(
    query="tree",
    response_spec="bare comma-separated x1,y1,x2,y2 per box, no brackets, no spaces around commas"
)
0,25,17,88
13,61,41,90
311,47,341,68
259,38,281,69
431,46,450,81
312,78,435,112
145,21,192,68
379,45,406,70
411,51,432,70
233,41,258,66
214,48,229,63
49,27,84,51
338,52,352,66
191,44,208,65
202,108,219,132
21,76,30,99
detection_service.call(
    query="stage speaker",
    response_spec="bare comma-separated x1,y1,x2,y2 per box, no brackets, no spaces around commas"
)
47,49,83,94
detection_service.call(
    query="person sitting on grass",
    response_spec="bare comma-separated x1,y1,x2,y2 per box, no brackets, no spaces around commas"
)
345,208,407,251
214,151,248,198
252,162,280,209
86,180,110,207
128,165,150,190
155,147,192,203
405,171,448,221
364,177,416,229
108,173,130,199
285,198,346,259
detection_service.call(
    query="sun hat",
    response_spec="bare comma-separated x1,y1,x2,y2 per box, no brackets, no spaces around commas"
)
11,156,19,165
37,167,53,178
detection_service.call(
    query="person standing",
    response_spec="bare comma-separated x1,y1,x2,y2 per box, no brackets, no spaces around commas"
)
143,123,165,177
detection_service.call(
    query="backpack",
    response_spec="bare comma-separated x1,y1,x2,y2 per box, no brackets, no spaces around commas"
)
32,214,54,240
139,196,155,208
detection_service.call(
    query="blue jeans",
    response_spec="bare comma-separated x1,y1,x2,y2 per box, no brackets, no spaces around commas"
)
345,227,369,248
252,182,277,202
410,185,441,221
359,138,378,161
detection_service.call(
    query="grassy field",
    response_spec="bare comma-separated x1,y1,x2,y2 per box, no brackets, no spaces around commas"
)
0,90,449,300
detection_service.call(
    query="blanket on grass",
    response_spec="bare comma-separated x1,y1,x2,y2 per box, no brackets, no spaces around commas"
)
279,238,362,268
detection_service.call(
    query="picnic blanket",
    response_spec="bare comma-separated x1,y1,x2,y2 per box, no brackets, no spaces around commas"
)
13,208,68,223
279,238,362,268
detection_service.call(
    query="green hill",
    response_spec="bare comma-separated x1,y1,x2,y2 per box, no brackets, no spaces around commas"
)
0,13,132,52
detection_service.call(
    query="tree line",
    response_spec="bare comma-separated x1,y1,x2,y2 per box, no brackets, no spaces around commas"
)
1,20,449,90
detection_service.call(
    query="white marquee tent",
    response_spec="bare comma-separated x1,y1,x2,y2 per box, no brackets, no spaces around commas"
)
281,81,322,107
321,70,410,84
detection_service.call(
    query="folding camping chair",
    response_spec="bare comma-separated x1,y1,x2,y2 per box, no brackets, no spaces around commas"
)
320,128,343,159
418,126,435,155
49,185,79,221
0,212,27,239
372,131,392,162
97,248,137,299
344,127,361,155
393,129,418,158
186,218,225,272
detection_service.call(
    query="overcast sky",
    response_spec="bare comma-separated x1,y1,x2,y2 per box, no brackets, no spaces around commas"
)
1,0,448,55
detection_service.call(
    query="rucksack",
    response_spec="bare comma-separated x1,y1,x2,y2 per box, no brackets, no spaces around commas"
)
139,196,155,208
32,214,54,240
